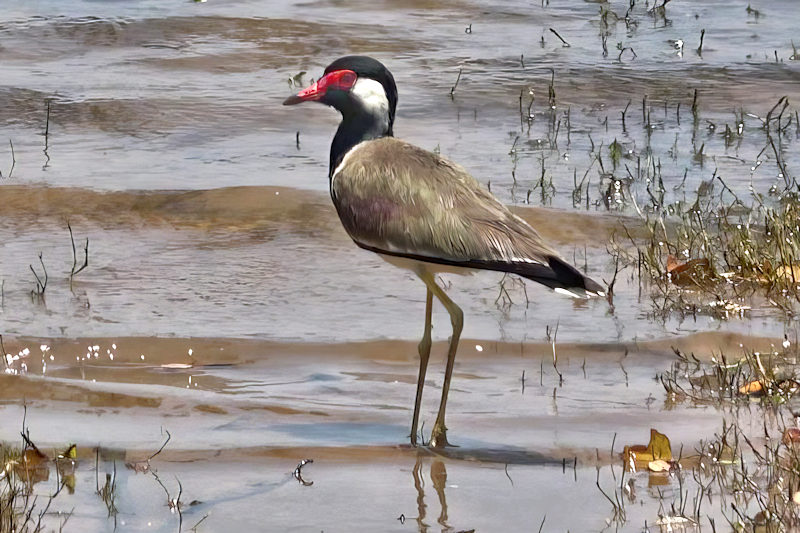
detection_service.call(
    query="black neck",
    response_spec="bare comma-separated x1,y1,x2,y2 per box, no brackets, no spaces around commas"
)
329,108,392,178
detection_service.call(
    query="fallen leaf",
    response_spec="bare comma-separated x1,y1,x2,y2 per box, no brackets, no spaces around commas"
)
783,427,800,446
667,255,713,286
15,446,50,485
622,428,673,469
716,443,737,465
666,254,681,273
646,428,672,461
622,444,649,468
739,380,763,395
648,459,671,472
59,444,77,460
22,447,47,468
656,515,695,526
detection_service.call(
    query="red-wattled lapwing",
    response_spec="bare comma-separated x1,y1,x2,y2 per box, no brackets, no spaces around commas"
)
284,56,604,448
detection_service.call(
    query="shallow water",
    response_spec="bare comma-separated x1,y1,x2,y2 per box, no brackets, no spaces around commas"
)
1,0,800,531
0,333,773,531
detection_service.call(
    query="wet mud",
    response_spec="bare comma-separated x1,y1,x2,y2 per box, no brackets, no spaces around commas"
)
2,0,800,531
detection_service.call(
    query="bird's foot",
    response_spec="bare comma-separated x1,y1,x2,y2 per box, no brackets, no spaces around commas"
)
429,423,456,448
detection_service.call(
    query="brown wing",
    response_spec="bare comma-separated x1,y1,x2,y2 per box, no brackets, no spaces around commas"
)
330,137,603,294
331,137,558,265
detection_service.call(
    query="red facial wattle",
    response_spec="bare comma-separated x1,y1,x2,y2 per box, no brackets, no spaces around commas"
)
283,69,358,105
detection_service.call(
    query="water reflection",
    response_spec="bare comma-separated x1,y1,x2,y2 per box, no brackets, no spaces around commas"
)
412,455,473,533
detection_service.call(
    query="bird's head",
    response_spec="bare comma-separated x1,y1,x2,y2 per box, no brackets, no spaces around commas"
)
283,55,397,136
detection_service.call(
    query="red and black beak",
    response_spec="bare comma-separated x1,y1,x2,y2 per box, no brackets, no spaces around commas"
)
283,69,358,106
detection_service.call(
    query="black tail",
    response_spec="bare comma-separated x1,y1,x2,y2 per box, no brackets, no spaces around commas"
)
354,243,604,297
495,256,605,298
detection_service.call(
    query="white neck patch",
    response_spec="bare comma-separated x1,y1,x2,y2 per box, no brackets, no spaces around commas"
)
351,78,390,122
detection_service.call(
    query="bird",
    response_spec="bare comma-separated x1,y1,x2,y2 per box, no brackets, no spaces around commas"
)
284,56,604,448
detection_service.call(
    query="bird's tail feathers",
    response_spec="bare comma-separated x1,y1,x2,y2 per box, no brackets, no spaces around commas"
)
520,256,605,299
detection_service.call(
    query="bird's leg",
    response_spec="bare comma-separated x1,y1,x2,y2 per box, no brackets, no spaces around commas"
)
419,271,463,448
410,287,433,446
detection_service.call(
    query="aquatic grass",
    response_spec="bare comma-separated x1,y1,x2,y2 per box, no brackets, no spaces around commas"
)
0,429,70,533
639,340,800,530
97,462,118,526
67,222,89,292
661,342,800,406
449,67,462,99
0,139,15,179
610,166,800,318
28,252,47,303
687,414,800,531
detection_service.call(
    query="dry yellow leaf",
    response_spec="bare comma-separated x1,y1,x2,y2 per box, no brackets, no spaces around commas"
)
646,428,672,461
739,380,763,395
59,444,77,460
623,429,673,469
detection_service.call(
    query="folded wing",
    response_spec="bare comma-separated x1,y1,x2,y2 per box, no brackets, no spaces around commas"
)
330,137,603,296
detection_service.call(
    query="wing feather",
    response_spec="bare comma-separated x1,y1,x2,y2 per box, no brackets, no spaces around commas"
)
330,137,557,266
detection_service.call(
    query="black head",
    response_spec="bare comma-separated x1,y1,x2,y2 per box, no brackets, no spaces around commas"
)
283,55,398,136
322,56,397,133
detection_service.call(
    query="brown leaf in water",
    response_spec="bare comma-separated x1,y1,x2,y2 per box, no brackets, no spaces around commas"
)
14,461,50,485
22,446,47,467
10,432,51,485
13,447,50,485
666,255,713,286
783,427,800,446
125,460,151,473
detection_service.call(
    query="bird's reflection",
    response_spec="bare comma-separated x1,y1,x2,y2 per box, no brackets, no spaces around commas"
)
412,455,452,533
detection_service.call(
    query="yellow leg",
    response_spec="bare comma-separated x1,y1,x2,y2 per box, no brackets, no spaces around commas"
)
410,288,433,446
418,271,463,448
